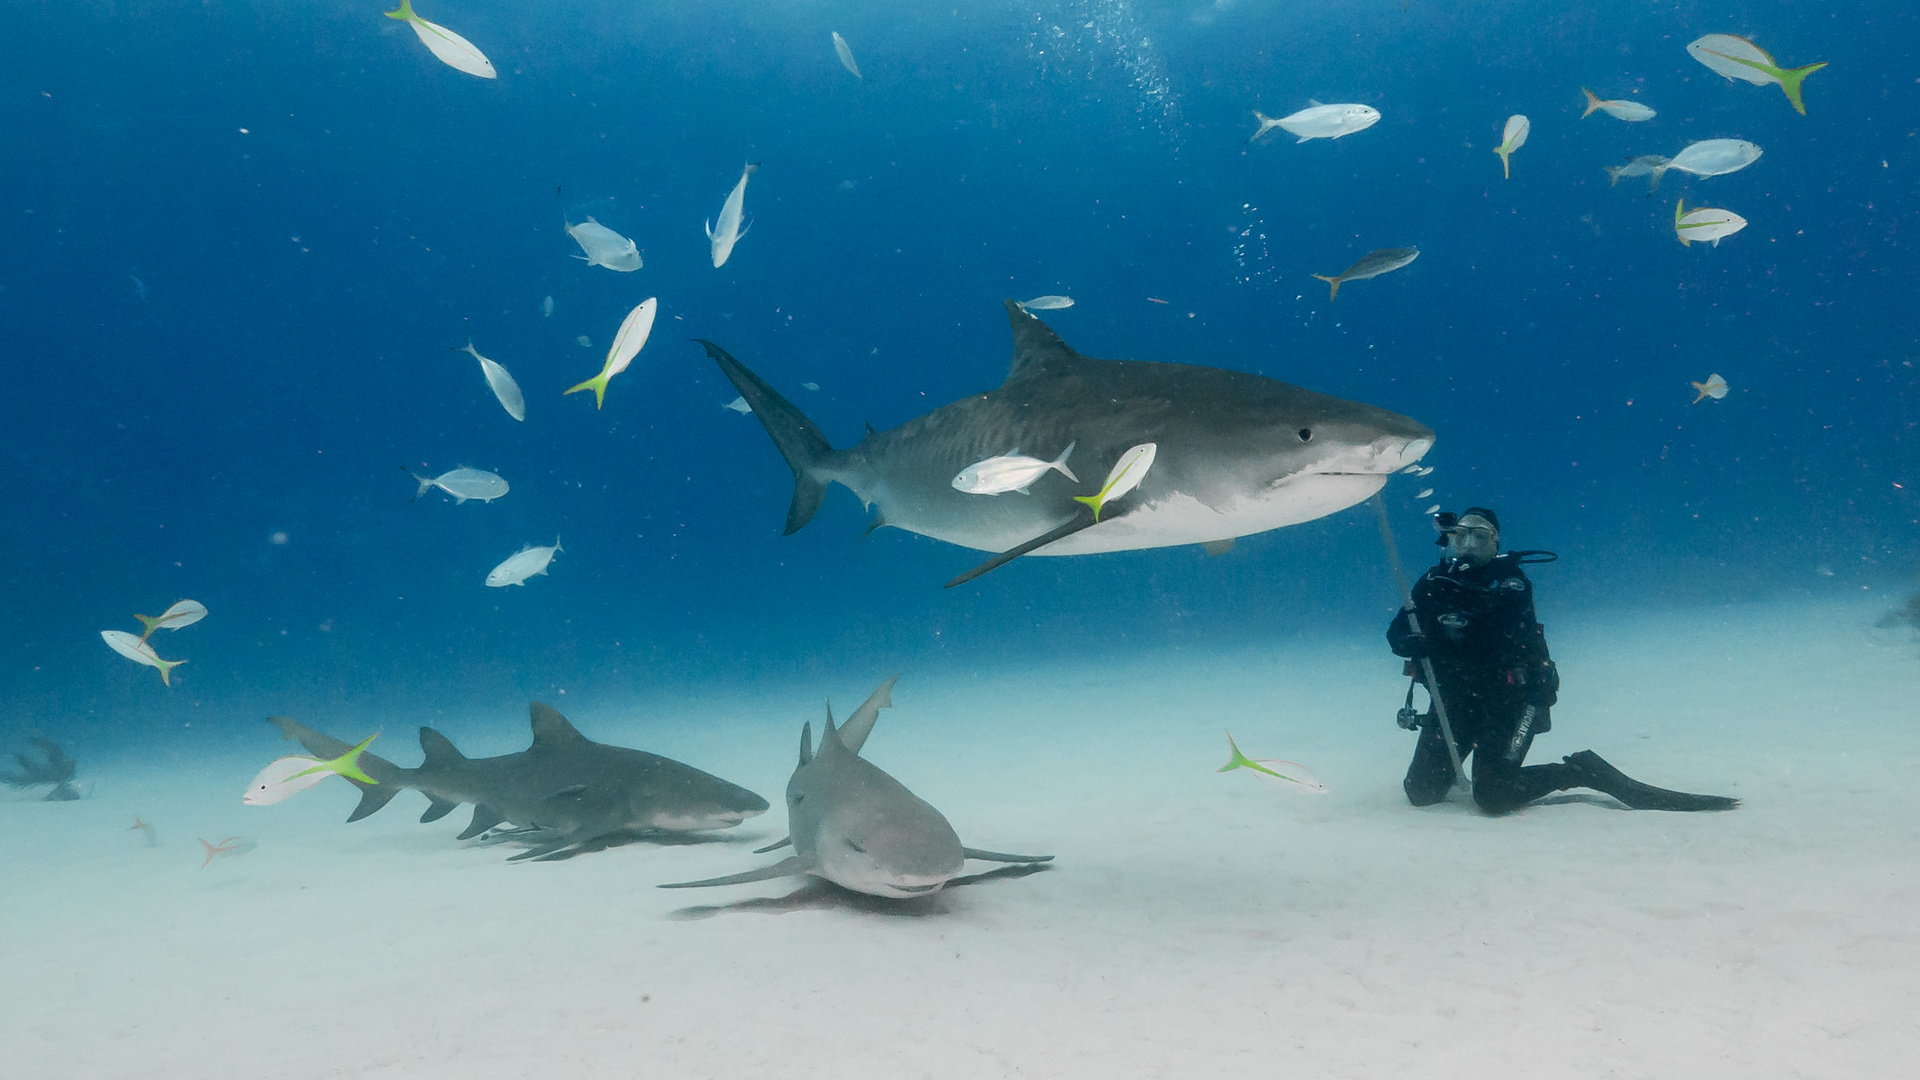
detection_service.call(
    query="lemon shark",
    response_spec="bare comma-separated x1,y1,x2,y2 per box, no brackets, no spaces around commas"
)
660,677,1051,898
702,299,1434,586
268,707,769,862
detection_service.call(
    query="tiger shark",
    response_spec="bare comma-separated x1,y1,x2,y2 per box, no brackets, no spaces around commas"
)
268,706,769,862
702,299,1434,585
659,677,1051,898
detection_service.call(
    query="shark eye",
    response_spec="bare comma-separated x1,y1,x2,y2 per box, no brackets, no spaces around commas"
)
1297,428,1314,443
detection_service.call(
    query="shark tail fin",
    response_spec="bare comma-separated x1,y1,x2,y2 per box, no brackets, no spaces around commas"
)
1310,273,1341,301
1775,61,1827,115
697,338,837,534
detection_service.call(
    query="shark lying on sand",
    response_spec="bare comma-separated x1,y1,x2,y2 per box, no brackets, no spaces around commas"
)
2,738,80,801
703,299,1433,586
660,677,1051,898
269,706,769,862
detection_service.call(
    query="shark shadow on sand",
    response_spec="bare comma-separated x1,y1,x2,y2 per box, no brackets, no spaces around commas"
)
667,862,1054,920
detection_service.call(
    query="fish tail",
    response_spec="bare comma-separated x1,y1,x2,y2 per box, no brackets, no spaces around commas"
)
134,613,161,640
1310,273,1340,301
1774,61,1827,115
1072,493,1104,522
267,716,411,822
1580,87,1601,118
1494,146,1512,179
1052,440,1079,483
332,734,381,785
698,338,839,535
384,0,415,21
408,469,433,502
155,656,185,686
1217,731,1256,773
1604,165,1622,186
563,373,609,409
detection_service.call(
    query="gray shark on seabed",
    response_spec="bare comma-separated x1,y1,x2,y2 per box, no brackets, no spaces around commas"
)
660,677,1052,899
701,299,1434,586
269,706,770,862
2,738,80,801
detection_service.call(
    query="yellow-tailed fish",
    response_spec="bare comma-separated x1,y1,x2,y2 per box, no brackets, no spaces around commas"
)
1073,443,1156,522
1687,34,1826,115
566,298,656,408
1494,114,1529,179
1218,731,1328,794
100,630,186,685
243,734,380,806
134,599,206,640
1691,374,1729,403
384,1,495,80
1674,199,1747,247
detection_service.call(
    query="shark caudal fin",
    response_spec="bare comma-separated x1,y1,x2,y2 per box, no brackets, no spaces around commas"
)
266,716,409,821
1775,61,1828,115
697,338,837,534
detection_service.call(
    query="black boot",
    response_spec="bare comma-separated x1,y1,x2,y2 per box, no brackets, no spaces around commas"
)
1562,751,1739,812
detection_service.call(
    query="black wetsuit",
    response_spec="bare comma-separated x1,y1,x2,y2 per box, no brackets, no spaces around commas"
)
1387,552,1573,815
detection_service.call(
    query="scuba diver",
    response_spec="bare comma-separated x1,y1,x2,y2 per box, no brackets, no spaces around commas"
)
1387,507,1737,815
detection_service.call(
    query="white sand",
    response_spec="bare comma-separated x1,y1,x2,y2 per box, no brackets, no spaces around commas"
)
4,597,1917,1079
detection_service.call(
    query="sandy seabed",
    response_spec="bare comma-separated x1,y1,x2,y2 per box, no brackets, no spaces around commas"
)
4,596,1917,1079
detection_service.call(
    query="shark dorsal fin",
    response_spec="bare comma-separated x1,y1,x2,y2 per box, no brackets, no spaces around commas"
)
838,675,900,756
1003,298,1082,383
529,702,587,749
418,727,468,769
798,720,813,767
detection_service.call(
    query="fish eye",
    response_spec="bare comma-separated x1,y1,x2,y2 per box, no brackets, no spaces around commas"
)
1297,428,1313,442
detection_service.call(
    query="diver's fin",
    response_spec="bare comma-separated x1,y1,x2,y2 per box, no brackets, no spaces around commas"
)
457,805,505,840
657,855,810,889
752,836,793,855
962,848,1055,864
944,514,1098,589
1563,751,1739,812
420,796,460,823
697,338,837,534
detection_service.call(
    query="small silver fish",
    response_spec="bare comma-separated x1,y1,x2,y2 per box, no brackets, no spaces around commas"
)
410,467,509,504
1020,295,1074,311
952,443,1078,495
486,537,562,587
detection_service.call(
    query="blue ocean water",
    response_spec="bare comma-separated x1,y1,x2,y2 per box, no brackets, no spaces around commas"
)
1,0,1913,745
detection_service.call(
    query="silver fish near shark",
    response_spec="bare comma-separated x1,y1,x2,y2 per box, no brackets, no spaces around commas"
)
268,708,769,862
702,300,1432,586
660,677,1051,898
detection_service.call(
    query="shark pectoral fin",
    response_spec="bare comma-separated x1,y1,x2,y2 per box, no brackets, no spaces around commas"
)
943,513,1099,589
961,847,1054,864
457,805,505,840
544,784,590,802
658,854,811,889
420,796,460,823
752,836,793,854
1202,538,1236,557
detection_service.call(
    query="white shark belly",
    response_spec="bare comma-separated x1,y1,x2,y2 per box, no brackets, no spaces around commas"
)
1040,474,1390,555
